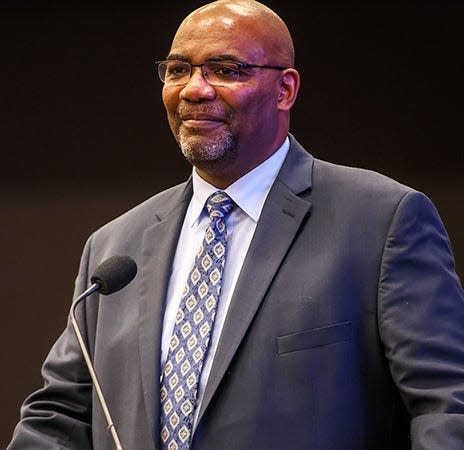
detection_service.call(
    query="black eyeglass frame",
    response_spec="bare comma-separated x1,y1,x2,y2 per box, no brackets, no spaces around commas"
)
155,59,288,85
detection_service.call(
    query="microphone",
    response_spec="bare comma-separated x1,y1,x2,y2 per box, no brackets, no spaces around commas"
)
69,255,137,450
90,255,137,295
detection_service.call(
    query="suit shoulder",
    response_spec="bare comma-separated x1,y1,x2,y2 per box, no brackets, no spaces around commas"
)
308,157,442,223
312,157,416,199
92,180,191,239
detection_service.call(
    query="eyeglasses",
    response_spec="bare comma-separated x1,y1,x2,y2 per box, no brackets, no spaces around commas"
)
155,59,287,87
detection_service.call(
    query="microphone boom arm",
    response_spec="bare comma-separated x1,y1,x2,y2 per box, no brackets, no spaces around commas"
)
69,284,124,450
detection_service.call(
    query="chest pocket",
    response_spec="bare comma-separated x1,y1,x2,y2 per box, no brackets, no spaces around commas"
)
277,321,352,355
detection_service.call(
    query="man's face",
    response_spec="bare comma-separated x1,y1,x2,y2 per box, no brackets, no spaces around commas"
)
161,10,284,185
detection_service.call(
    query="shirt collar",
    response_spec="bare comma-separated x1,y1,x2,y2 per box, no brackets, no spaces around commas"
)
189,137,289,226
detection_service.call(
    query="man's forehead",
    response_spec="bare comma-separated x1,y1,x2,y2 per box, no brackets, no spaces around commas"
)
170,24,266,64
166,53,245,63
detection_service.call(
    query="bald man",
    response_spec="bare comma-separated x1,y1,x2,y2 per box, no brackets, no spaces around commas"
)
7,1,464,449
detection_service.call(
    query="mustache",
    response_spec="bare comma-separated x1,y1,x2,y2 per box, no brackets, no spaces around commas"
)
176,103,229,118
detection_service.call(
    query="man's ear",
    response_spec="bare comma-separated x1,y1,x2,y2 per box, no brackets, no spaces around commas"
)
278,68,300,111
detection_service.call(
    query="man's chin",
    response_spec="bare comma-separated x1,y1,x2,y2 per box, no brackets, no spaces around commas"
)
178,133,230,159
180,146,224,165
179,133,211,148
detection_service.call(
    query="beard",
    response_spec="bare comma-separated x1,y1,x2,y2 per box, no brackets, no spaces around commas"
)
176,126,237,171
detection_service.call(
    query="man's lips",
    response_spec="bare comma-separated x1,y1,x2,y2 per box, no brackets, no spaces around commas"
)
180,113,225,129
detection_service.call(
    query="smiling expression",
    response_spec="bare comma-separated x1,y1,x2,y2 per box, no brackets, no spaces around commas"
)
161,0,299,187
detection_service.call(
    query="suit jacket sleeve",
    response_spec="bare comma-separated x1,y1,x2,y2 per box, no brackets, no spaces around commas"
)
7,236,95,450
378,190,464,449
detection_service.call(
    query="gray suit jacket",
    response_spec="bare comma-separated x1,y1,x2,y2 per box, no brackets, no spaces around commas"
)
8,135,464,449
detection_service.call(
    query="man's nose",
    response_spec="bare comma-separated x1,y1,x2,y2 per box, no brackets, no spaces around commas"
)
179,67,216,101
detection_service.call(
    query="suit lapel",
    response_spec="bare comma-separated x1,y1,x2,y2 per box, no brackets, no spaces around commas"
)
197,137,314,424
136,182,193,448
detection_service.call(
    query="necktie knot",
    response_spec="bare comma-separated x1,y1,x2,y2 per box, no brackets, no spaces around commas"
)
206,191,234,220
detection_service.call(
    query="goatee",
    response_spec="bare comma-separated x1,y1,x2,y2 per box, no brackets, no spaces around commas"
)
177,129,236,169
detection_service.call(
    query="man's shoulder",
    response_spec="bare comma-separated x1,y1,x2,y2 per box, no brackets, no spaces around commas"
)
93,180,191,238
287,134,416,201
312,156,416,200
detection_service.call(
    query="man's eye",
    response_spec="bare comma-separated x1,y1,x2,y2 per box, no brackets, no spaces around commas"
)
166,65,189,78
211,64,240,79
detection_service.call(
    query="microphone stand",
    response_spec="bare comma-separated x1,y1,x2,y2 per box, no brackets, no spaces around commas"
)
70,284,124,450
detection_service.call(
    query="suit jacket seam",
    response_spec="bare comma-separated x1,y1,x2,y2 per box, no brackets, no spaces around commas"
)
376,189,413,344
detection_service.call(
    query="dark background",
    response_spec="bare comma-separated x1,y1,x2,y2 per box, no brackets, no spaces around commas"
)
1,1,463,446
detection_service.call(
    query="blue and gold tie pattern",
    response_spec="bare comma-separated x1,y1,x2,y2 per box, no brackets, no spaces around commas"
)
160,191,234,450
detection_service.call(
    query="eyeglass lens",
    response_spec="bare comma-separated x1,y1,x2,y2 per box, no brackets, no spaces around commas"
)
158,61,242,86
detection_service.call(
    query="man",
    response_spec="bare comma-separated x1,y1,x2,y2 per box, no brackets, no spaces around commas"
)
7,1,464,449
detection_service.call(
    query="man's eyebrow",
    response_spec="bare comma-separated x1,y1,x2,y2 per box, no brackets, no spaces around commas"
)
206,54,242,62
165,54,189,62
165,54,243,63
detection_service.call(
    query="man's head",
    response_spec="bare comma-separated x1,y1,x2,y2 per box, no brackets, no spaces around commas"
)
160,0,300,188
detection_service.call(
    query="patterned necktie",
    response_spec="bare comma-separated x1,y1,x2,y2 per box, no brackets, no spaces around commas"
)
160,191,234,450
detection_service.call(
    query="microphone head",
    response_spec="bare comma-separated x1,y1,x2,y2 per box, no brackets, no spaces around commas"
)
90,255,137,295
